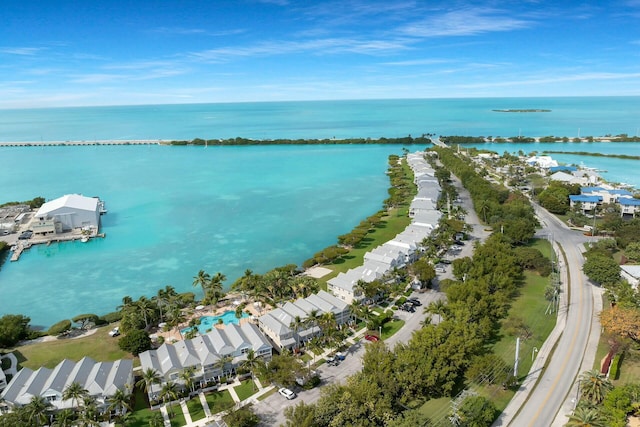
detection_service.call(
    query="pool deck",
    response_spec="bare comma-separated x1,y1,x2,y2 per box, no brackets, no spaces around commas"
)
155,296,271,343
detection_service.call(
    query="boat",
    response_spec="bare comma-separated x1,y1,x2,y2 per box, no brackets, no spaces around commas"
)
81,236,89,243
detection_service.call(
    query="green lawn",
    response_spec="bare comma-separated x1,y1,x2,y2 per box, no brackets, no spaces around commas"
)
234,379,259,401
12,325,132,369
381,319,405,340
168,405,187,427
491,272,556,383
257,387,277,401
204,389,235,414
418,396,452,423
318,206,412,286
128,389,162,427
186,396,206,422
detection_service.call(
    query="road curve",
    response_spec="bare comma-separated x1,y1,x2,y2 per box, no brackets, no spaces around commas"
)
506,204,597,427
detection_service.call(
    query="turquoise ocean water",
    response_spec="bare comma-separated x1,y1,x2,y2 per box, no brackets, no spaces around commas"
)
0,97,639,327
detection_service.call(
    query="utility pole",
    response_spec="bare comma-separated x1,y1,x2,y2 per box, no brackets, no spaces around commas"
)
514,337,521,377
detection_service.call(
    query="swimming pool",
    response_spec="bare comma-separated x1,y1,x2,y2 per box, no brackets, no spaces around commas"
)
181,310,250,336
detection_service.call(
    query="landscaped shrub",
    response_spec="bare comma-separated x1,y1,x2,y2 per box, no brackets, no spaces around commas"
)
47,319,71,336
99,311,123,324
609,353,622,380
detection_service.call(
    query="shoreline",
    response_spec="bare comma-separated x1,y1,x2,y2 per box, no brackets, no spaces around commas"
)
0,134,639,147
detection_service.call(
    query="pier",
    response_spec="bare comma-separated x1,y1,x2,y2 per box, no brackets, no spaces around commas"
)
10,232,105,262
0,140,164,147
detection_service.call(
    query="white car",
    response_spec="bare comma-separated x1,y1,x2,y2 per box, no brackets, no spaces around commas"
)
278,387,296,400
108,327,120,337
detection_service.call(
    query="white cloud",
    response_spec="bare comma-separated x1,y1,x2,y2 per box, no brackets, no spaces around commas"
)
400,7,532,38
0,47,45,56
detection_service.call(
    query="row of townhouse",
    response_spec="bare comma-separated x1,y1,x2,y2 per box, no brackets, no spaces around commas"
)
0,357,133,412
257,290,350,350
327,152,442,304
569,186,640,218
139,322,271,401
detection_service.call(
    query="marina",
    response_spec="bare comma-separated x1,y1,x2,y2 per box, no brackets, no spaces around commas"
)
10,232,105,262
0,139,163,147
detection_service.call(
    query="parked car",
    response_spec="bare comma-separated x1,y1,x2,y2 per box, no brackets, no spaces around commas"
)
278,387,296,400
453,241,465,246
18,230,33,240
335,352,346,360
401,304,416,313
108,327,120,337
407,298,422,306
364,334,380,342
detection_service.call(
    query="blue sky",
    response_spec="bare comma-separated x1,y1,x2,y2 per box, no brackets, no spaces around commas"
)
1,0,640,108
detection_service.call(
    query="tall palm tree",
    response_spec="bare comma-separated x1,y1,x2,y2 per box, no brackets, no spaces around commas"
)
77,399,101,427
214,354,234,380
155,285,178,323
179,366,196,394
51,408,75,427
24,395,52,427
135,296,156,330
192,269,211,301
241,350,264,391
159,381,179,416
107,388,132,418
290,315,304,350
137,368,162,398
118,295,135,314
207,272,227,304
62,381,89,410
566,406,605,427
579,369,612,404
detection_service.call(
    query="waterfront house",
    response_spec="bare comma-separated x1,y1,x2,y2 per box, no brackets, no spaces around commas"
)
581,187,633,204
620,197,640,218
0,357,133,412
257,290,349,349
139,322,272,400
34,194,101,234
569,194,602,214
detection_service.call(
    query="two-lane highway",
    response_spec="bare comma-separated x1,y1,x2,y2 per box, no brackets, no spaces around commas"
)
506,204,597,426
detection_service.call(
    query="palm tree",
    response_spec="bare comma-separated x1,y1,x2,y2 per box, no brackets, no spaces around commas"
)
107,388,132,418
579,369,612,404
24,395,52,426
159,381,179,416
62,381,89,410
290,315,304,350
77,399,101,427
425,299,448,324
179,366,196,394
207,272,227,304
52,408,75,427
214,354,234,380
135,296,156,330
566,405,606,427
148,411,165,427
155,285,178,323
137,368,162,398
241,350,264,391
192,269,211,301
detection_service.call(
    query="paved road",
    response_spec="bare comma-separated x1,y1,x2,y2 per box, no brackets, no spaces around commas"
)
504,204,599,427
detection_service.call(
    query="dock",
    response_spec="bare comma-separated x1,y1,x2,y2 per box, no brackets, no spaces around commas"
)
10,233,105,262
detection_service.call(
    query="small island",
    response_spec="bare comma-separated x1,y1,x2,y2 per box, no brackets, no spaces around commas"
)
492,109,551,113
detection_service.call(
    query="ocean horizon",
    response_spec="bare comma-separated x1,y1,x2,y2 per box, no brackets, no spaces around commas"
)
1,96,639,327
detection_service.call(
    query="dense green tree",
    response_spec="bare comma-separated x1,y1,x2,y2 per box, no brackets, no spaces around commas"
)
625,242,640,262
283,402,317,427
118,329,152,356
263,353,305,388
0,314,31,347
538,185,570,214
223,403,260,427
455,395,498,427
583,255,620,285
410,258,436,286
465,354,510,385
387,409,432,427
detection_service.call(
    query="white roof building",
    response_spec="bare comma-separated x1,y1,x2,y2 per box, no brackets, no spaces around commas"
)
35,194,101,232
621,265,640,289
1,357,133,411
